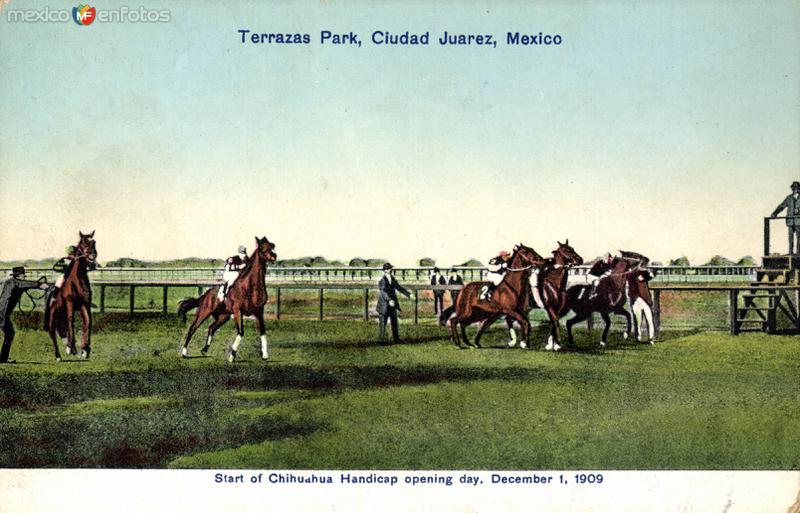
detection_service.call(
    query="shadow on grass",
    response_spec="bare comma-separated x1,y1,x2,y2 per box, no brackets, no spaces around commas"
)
0,392,331,468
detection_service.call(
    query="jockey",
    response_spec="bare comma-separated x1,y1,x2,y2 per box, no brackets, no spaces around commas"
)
480,250,511,301
43,246,77,330
219,245,248,300
587,252,615,300
53,246,77,289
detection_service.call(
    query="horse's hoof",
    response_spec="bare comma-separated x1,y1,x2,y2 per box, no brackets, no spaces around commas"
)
553,344,562,352
200,346,209,356
649,340,655,346
623,332,629,340
80,350,89,360
180,347,189,358
507,340,516,348
520,342,527,349
227,350,237,363
599,341,606,348
55,357,61,362
261,352,269,360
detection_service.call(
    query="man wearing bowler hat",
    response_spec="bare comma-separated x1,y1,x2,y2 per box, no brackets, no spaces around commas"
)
1,267,49,363
771,181,800,254
377,262,411,344
430,267,446,316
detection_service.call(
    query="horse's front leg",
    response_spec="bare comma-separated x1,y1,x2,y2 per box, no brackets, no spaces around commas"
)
505,310,530,349
254,307,268,360
227,309,244,363
202,313,230,355
474,312,502,349
618,307,632,341
544,306,561,351
599,311,612,348
79,304,91,359
65,301,75,355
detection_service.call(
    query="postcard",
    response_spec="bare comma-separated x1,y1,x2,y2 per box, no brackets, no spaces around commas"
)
1,1,798,512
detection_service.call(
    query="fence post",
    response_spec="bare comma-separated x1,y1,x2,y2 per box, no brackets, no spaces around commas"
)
363,288,369,321
729,289,739,335
276,287,281,320
319,288,324,321
764,217,770,256
197,286,203,296
162,286,168,315
652,289,661,337
100,285,106,313
129,286,135,314
414,289,419,325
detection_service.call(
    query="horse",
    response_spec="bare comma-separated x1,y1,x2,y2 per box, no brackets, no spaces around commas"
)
525,240,584,351
45,231,97,361
563,253,654,348
447,243,545,349
177,236,277,362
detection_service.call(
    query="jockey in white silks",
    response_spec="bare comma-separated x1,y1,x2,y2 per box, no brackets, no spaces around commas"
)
218,245,248,301
479,250,511,301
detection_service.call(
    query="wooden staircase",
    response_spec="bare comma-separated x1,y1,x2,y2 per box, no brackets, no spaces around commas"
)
733,256,800,334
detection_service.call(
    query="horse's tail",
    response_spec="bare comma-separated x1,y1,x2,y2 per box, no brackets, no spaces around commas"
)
177,296,200,323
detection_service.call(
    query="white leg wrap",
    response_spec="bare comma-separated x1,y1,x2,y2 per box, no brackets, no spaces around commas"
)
260,334,269,359
633,298,655,342
206,335,212,347
508,328,518,347
181,347,188,357
232,334,242,352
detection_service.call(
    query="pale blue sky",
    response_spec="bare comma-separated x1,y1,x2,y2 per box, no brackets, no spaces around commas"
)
1,1,798,264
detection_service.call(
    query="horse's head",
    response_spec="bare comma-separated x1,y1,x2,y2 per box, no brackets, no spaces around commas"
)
511,243,546,268
255,236,277,262
77,230,98,268
619,249,650,269
552,239,583,267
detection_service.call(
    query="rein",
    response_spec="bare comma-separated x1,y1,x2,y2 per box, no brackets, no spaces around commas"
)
17,277,48,314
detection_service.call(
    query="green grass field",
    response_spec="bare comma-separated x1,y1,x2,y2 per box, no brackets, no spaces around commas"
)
1,312,798,470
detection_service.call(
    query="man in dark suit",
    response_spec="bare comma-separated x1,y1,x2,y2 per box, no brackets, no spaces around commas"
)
771,181,800,254
447,268,463,305
430,267,446,316
377,262,411,344
1,267,49,363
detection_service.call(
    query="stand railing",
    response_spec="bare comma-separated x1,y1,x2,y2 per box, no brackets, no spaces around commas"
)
764,216,800,255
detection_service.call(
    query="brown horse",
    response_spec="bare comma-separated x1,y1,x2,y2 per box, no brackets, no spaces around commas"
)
448,244,545,349
532,240,584,351
46,231,97,360
564,256,654,347
177,236,277,362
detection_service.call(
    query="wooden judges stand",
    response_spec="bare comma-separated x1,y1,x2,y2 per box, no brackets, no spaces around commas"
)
732,216,800,334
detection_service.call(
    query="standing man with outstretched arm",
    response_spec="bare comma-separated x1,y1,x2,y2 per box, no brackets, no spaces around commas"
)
1,267,50,363
377,262,411,344
771,181,800,255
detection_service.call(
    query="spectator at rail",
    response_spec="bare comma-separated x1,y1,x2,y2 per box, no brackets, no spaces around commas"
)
430,267,446,316
447,268,463,305
1,267,49,363
771,181,800,254
377,262,411,344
